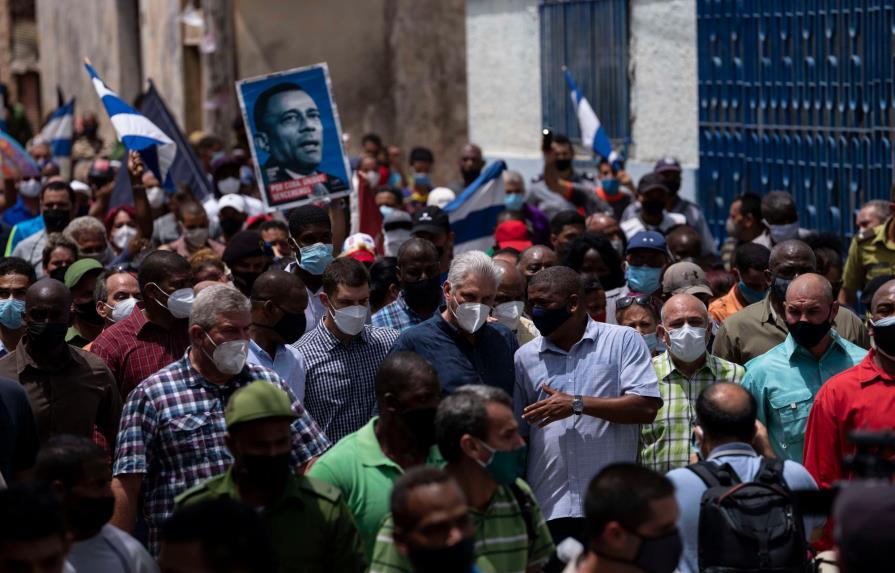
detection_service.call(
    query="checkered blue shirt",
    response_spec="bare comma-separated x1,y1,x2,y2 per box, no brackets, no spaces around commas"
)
294,321,399,444
113,351,330,555
371,294,425,332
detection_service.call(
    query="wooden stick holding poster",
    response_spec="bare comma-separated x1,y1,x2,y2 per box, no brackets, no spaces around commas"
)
236,63,352,212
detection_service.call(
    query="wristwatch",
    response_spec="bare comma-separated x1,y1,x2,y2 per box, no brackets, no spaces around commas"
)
572,395,584,416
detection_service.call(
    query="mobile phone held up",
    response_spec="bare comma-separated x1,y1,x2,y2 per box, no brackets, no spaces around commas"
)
541,128,553,153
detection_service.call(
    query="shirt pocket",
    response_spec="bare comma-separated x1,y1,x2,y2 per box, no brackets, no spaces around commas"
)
166,412,216,461
769,388,813,448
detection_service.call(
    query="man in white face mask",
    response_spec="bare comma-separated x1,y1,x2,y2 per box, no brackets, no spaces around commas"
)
294,257,400,444
392,251,519,396
639,293,746,474
110,284,330,556
492,259,539,346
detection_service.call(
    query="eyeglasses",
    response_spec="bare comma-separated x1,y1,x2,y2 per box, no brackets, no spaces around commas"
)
616,295,653,311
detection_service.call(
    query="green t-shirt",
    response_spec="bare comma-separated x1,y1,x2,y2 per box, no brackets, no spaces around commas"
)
369,479,555,573
307,416,443,558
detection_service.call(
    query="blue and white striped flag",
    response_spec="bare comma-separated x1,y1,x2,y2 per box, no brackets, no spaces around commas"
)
563,66,617,162
85,61,176,187
443,160,507,254
39,98,74,176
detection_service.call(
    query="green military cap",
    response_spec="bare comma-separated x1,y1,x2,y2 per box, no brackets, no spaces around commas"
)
63,258,103,289
225,381,297,429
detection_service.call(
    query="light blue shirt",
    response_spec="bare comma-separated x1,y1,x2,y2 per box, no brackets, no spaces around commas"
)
741,330,867,463
247,339,307,402
513,318,661,521
666,442,822,573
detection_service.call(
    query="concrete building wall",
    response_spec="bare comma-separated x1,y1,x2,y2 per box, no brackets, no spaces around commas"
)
139,0,183,129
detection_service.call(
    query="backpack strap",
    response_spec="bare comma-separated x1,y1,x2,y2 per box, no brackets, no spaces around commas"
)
507,482,536,547
688,461,741,488
755,457,788,488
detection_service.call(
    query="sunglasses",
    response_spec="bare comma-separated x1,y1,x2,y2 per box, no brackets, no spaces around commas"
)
616,295,653,310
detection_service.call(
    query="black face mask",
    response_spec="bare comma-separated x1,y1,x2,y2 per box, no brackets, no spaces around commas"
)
272,309,307,344
771,275,791,302
26,321,68,351
49,266,68,282
403,276,442,310
873,319,895,357
236,452,292,494
219,217,244,237
787,312,833,349
74,300,105,326
397,406,438,448
641,199,665,216
407,536,476,573
43,209,71,233
231,270,262,296
68,495,114,535
554,158,572,172
531,305,572,338
461,168,481,186
596,528,683,573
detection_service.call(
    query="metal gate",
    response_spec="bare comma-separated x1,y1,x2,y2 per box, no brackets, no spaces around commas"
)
697,0,894,241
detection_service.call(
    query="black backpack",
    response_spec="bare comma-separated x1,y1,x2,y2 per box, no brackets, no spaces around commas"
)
688,458,813,573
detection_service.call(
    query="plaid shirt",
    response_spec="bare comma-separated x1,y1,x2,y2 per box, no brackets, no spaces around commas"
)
371,294,426,332
294,321,399,443
640,350,745,473
113,351,330,555
91,303,191,397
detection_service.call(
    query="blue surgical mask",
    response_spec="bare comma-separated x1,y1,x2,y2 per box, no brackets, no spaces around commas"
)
626,265,662,295
504,193,525,211
0,298,25,330
766,220,800,244
737,281,767,305
643,331,658,353
297,242,334,276
600,178,620,195
379,205,395,219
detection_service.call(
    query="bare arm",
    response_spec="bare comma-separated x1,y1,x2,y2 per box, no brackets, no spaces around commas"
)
110,473,143,533
522,385,661,427
88,181,114,219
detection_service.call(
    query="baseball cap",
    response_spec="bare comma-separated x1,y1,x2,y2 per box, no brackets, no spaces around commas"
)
70,180,91,198
412,206,451,236
834,483,895,573
222,230,265,265
495,220,533,252
627,231,667,254
218,193,247,214
342,233,376,264
383,210,413,232
662,261,713,297
224,381,297,429
63,258,103,289
654,156,682,174
427,187,456,209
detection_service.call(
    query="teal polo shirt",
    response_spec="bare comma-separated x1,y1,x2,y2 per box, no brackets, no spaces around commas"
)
742,330,867,463
307,416,442,558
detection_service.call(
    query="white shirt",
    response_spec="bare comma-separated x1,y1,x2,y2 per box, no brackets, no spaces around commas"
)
247,339,308,401
68,524,158,573
620,211,687,240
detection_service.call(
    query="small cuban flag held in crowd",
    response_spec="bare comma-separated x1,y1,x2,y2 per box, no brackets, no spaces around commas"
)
443,160,507,254
84,60,176,188
563,65,617,162
38,98,75,177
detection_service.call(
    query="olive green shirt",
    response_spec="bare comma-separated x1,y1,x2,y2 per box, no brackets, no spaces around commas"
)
843,217,895,293
712,296,869,366
65,326,92,349
176,468,366,573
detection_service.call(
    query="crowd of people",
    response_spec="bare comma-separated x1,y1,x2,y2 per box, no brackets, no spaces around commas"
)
0,96,892,573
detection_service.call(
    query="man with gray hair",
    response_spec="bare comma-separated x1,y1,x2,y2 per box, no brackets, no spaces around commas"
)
63,215,114,266
110,283,330,556
392,250,518,394
640,293,746,473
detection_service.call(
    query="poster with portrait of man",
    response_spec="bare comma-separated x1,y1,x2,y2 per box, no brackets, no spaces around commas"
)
236,63,351,211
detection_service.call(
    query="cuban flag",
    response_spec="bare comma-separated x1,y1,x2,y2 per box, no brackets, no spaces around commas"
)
85,61,176,187
39,98,74,175
443,160,507,254
563,66,617,161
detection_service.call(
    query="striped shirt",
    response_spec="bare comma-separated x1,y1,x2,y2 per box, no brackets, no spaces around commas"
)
370,480,555,573
113,351,330,555
294,321,399,444
639,350,745,473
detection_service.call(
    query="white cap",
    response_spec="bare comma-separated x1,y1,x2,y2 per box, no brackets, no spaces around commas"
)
70,180,91,197
217,193,247,214
427,187,456,209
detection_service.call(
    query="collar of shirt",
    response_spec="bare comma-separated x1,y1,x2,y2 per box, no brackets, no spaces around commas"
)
14,337,72,373
782,329,847,361
312,318,370,351
538,316,598,355
654,349,723,380
853,349,895,386
177,348,255,391
248,338,283,362
761,295,787,332
396,293,424,321
707,442,758,461
871,216,895,249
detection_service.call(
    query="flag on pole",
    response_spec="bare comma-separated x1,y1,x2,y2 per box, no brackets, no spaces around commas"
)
84,61,176,188
443,160,507,254
562,66,616,161
39,98,75,177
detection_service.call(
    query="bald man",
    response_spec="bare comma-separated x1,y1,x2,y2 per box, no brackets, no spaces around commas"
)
741,273,867,463
448,143,485,193
667,382,821,573
640,294,745,473
247,269,310,401
517,245,558,284
805,278,895,490
713,240,868,365
666,225,702,263
0,279,121,445
491,259,539,346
